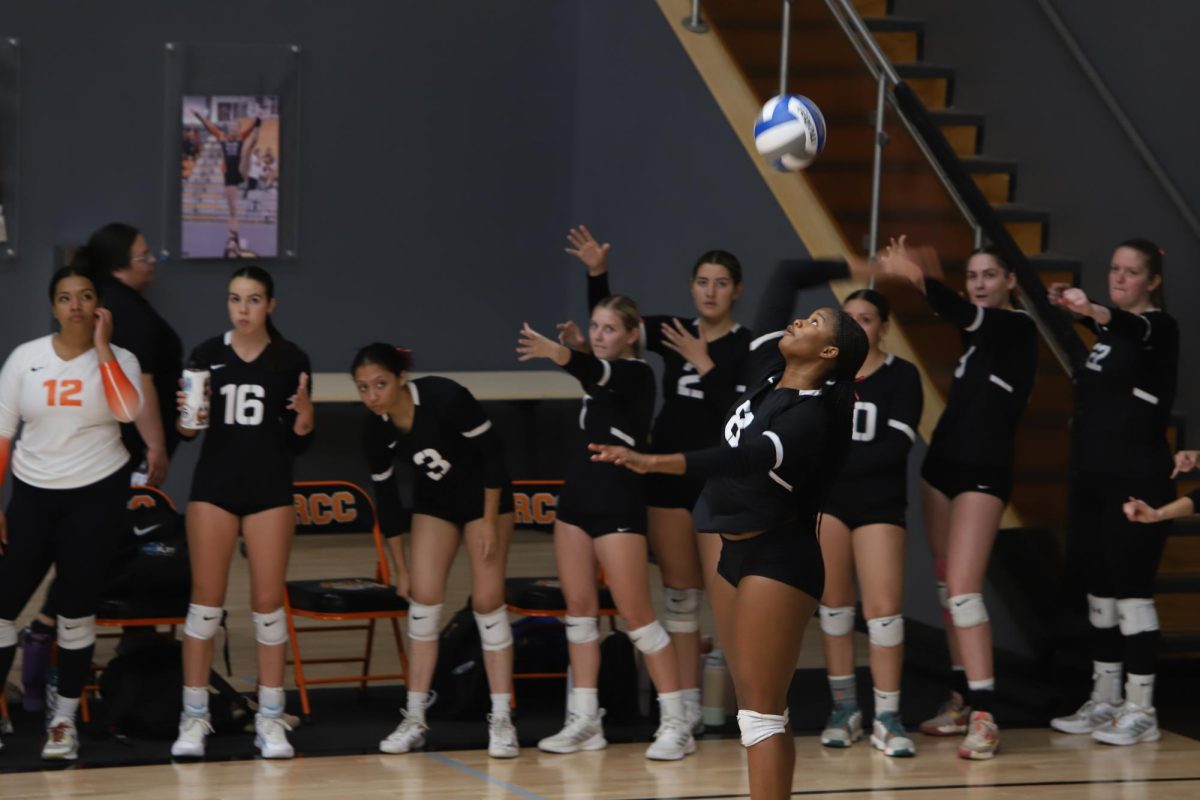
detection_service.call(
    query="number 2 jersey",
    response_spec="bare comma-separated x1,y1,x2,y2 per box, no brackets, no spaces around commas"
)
188,332,312,507
363,376,510,535
1072,308,1178,478
0,335,142,489
924,279,1038,469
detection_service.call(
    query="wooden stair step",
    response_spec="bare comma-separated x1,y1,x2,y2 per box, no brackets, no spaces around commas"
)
927,110,985,157
705,0,889,27
962,156,1017,204
895,63,955,109
1027,253,1082,287
863,17,923,63
991,203,1050,255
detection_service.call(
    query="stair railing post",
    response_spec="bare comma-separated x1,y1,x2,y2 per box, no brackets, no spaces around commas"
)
682,0,709,33
868,71,887,258
779,0,793,98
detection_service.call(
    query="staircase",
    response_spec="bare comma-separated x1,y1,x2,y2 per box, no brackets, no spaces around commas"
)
183,140,278,225
699,0,1197,655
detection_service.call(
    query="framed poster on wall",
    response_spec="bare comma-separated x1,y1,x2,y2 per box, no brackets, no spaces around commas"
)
162,43,300,261
0,37,21,258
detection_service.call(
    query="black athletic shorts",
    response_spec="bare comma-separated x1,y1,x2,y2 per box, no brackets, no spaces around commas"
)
224,167,243,187
413,486,515,527
191,483,293,518
556,508,647,539
921,456,1012,504
715,524,824,600
823,478,907,530
645,472,705,511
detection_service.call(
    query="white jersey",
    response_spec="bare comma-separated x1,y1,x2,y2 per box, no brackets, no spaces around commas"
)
0,335,142,489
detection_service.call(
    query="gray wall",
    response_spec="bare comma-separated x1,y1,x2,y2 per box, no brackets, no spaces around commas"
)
895,0,1200,433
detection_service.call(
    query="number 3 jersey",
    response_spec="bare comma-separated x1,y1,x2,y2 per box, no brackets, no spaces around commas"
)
0,335,142,489
1073,308,1178,478
188,332,312,503
363,376,509,536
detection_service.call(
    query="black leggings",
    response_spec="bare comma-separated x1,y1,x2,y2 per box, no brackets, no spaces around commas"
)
0,466,129,699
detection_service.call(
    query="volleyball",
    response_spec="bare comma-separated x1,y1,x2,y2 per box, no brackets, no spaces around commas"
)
753,94,827,171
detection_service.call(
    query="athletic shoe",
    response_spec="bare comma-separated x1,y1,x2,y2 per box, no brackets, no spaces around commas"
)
254,713,295,759
871,711,916,757
537,711,606,754
685,694,705,736
487,714,519,759
171,714,214,758
19,627,53,713
41,718,79,761
957,711,999,760
920,693,971,736
1092,703,1161,746
645,716,696,761
379,711,428,754
1050,697,1120,734
820,707,863,748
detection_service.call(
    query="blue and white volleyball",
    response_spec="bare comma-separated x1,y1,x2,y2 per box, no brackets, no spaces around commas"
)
753,94,827,171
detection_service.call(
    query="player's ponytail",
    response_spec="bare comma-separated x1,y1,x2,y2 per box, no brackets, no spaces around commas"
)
816,310,869,507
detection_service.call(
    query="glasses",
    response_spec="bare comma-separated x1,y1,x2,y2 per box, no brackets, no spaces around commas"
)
131,253,155,264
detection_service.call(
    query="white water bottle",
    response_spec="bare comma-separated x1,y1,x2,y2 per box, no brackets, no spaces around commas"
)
180,365,210,430
702,649,727,727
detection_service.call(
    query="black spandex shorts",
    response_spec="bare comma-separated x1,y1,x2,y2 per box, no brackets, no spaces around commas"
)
645,472,705,511
414,486,515,527
921,456,1012,504
715,524,824,599
556,508,647,539
191,484,293,518
823,480,907,530
224,166,243,187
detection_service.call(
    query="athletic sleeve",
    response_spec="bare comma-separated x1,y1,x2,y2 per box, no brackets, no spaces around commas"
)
587,272,611,313
561,349,649,393
1099,308,1177,353
640,315,672,356
0,347,22,440
752,259,850,334
924,278,985,330
101,346,145,423
697,338,751,416
872,361,923,467
684,401,827,479
444,380,507,489
364,415,406,539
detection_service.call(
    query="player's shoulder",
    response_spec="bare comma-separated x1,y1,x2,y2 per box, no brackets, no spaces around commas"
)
882,353,920,380
8,335,54,363
191,334,228,363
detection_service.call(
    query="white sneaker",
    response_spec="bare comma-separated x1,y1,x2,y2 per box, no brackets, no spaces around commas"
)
254,713,295,759
380,711,427,754
820,707,863,748
1051,697,1120,734
957,711,999,760
41,718,79,761
537,711,606,754
487,714,519,759
645,716,696,761
871,711,916,757
1092,703,1161,746
684,695,704,736
919,693,971,736
171,714,215,758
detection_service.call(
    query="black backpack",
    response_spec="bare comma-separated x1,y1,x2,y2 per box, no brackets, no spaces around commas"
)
101,491,191,609
598,630,641,723
428,604,489,720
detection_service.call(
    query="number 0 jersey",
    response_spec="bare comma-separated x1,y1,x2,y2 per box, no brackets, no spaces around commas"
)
364,376,509,536
0,335,142,489
1073,308,1178,478
188,332,311,503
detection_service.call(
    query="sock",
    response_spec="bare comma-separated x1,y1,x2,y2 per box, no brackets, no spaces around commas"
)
1126,674,1155,709
30,619,55,636
490,693,511,717
683,686,701,706
258,685,286,718
1092,661,1123,705
951,666,969,702
406,691,430,724
53,695,80,723
968,678,995,714
828,674,858,710
183,685,210,718
873,688,900,715
658,690,685,722
571,687,599,717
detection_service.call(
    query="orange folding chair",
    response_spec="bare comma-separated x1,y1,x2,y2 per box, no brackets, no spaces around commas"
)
284,480,408,718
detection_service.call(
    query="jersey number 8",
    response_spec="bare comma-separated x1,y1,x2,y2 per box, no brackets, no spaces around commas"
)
724,400,754,447
219,384,266,425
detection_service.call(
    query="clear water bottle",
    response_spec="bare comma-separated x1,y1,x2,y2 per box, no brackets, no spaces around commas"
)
701,649,727,728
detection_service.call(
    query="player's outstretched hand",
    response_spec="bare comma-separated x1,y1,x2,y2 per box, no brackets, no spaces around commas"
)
565,225,611,276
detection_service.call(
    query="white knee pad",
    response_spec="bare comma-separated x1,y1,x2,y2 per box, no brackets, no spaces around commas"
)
1087,594,1118,629
564,615,599,645
948,593,989,629
737,709,788,747
407,601,444,643
1117,598,1159,635
663,587,701,634
819,605,855,637
57,615,97,650
0,619,16,648
252,607,288,646
629,621,671,655
937,581,950,610
184,604,223,641
474,606,513,652
867,614,904,648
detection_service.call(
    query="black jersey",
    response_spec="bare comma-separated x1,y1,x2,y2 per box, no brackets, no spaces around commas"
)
588,274,753,452
188,332,311,501
364,376,509,537
1072,309,1178,478
924,279,1038,468
842,354,923,483
690,330,830,534
557,350,656,518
